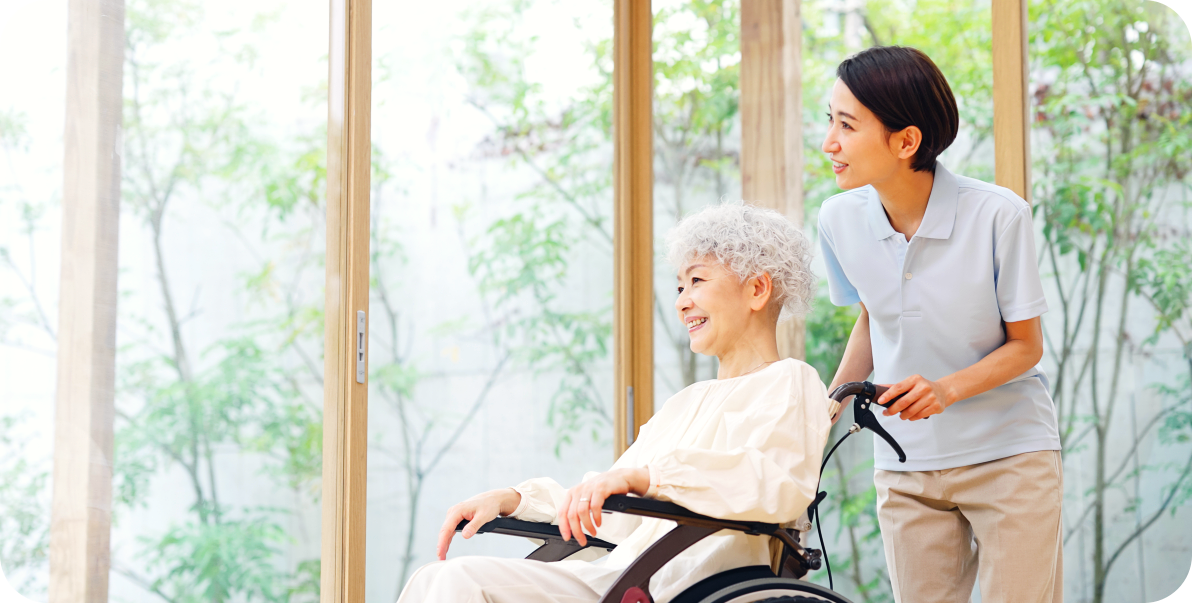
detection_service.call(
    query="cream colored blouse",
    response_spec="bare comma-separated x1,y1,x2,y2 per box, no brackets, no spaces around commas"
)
508,358,833,602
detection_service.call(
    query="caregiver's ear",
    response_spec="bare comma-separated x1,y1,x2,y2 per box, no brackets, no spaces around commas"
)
889,125,924,160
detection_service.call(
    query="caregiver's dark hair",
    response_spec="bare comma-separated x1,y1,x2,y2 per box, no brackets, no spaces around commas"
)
836,46,959,173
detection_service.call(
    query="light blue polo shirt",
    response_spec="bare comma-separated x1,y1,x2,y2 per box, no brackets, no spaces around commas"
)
818,163,1061,471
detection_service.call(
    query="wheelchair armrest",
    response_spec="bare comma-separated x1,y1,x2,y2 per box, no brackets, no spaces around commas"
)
454,517,616,551
601,494,781,537
455,496,816,602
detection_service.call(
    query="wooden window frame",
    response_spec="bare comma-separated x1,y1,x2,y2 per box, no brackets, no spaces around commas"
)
614,0,655,457
320,0,372,602
992,0,1031,201
49,1,124,602
741,0,806,362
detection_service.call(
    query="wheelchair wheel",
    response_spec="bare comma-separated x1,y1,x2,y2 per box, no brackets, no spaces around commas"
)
693,577,854,603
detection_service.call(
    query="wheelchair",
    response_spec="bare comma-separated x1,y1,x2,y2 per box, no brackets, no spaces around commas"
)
455,381,909,603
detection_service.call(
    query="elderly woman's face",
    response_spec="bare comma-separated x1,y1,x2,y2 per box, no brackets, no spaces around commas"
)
675,257,767,356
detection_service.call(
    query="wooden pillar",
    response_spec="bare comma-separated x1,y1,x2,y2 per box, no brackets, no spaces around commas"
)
320,0,371,602
992,0,1031,202
741,0,805,360
613,0,654,456
49,2,123,602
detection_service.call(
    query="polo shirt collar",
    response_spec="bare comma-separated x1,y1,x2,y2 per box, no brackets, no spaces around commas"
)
866,163,959,241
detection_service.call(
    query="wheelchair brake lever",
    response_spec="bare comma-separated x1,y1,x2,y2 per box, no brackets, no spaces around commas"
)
851,384,908,463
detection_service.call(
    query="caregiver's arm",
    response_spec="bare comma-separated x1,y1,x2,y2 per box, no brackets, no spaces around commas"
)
878,317,1044,421
828,302,875,425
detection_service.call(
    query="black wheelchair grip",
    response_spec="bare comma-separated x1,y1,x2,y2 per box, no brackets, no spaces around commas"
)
872,384,927,419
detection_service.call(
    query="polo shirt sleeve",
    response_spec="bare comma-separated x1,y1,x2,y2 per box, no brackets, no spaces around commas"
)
994,206,1049,322
818,216,861,307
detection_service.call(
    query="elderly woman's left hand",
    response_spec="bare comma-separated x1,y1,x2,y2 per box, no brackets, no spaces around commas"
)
558,467,650,546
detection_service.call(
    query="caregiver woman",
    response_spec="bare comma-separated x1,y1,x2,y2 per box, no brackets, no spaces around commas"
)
818,46,1063,603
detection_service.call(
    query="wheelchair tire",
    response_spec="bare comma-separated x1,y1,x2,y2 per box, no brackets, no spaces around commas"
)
692,577,854,603
755,598,842,603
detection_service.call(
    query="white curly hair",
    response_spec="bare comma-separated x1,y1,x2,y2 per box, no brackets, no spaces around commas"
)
665,202,816,320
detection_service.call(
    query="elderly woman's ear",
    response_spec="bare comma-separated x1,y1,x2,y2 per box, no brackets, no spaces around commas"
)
745,272,776,314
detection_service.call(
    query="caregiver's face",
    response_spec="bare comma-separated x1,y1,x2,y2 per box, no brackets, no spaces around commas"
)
821,79,901,190
674,257,754,357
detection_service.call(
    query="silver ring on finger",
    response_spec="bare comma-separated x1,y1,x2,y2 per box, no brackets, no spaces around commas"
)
578,497,589,503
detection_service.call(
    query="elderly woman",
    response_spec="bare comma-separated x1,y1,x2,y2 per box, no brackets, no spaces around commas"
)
398,203,833,603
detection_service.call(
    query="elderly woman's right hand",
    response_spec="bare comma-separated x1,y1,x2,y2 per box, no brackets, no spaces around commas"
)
436,488,522,560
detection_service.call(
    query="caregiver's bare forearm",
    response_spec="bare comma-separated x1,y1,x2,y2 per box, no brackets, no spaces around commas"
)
829,303,874,388
829,303,874,424
937,317,1044,405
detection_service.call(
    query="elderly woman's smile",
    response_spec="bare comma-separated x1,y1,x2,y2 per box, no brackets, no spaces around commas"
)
675,260,755,357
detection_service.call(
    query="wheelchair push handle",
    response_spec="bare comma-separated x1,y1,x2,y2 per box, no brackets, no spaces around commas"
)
870,384,905,408
829,381,909,463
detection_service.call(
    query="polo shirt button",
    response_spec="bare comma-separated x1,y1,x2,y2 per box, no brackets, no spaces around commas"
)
905,272,913,280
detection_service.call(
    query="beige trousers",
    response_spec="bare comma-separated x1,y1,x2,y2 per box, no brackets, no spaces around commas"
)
396,556,601,603
875,450,1064,603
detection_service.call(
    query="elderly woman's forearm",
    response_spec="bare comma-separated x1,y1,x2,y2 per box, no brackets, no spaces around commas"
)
498,488,522,516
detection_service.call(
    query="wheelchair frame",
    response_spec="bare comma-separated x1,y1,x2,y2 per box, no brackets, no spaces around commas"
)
455,381,907,603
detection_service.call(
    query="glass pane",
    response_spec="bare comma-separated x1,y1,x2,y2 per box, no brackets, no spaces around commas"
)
1,1,329,598
1030,0,1192,599
370,1,615,600
0,1,65,595
111,2,327,601
652,0,740,397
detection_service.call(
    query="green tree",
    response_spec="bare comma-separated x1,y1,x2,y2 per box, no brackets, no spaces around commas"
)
0,105,58,601
453,0,617,442
112,1,325,601
1031,0,1192,599
0,413,49,596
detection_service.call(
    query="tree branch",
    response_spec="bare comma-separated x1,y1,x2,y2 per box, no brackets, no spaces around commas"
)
1100,446,1192,589
422,350,513,476
465,98,613,245
112,561,179,603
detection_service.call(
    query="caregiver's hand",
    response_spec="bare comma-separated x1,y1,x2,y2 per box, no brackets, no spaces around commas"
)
436,488,522,560
878,374,956,421
558,468,650,547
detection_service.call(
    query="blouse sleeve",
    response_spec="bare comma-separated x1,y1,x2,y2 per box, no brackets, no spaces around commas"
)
508,476,569,524
644,363,831,524
509,472,644,544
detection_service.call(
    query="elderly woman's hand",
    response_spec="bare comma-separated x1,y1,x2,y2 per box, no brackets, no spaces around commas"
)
436,488,522,560
558,467,650,546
